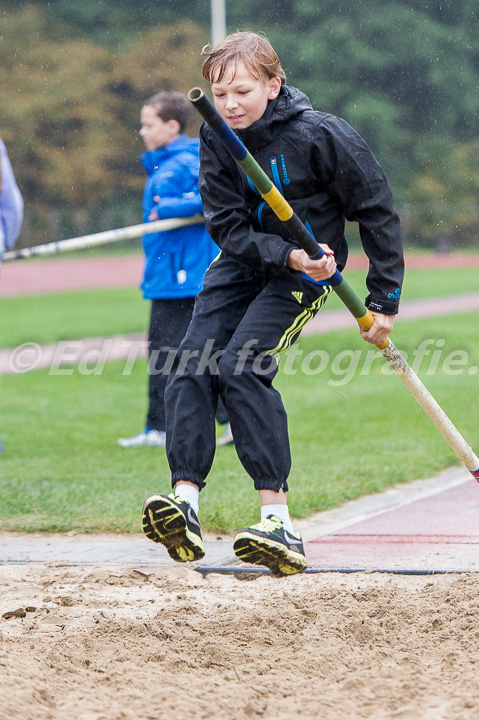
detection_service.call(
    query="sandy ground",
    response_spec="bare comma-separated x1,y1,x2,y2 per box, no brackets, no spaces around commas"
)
1,564,479,720
3,253,479,719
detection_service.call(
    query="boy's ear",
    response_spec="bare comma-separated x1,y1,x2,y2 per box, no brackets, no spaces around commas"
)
267,77,282,100
166,119,181,136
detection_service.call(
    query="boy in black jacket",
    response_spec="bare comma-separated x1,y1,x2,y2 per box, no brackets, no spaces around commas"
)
142,31,403,576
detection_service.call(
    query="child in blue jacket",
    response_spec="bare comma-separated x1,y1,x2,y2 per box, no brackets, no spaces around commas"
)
118,91,224,448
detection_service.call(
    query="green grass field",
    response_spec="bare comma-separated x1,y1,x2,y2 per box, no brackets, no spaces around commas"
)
1,263,479,349
0,287,147,349
1,283,478,534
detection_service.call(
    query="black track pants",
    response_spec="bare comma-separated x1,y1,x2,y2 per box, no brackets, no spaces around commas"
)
147,298,196,432
165,257,331,492
147,298,229,431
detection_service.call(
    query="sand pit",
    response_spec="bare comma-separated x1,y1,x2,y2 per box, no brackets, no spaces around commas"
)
1,564,478,719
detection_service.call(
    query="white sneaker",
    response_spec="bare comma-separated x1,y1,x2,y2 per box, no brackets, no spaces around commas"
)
117,429,166,448
216,421,234,447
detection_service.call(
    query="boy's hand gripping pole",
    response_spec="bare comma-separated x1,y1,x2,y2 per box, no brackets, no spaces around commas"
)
188,87,479,482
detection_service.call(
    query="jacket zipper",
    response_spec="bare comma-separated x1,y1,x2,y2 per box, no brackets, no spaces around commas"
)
256,156,283,231
270,156,283,193
254,155,285,231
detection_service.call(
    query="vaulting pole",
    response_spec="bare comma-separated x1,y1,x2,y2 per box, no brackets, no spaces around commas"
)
188,87,479,482
3,215,204,261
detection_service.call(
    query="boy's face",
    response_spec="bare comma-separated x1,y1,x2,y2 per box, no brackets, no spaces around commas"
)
211,62,281,130
139,105,179,151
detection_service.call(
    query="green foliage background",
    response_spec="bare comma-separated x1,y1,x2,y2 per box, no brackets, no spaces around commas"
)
1,0,479,246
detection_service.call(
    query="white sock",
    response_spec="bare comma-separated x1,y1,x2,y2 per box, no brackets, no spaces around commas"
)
174,483,199,516
261,504,295,535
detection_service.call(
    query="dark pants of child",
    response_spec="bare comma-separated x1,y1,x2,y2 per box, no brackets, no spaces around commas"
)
147,297,229,432
165,256,331,493
147,298,196,432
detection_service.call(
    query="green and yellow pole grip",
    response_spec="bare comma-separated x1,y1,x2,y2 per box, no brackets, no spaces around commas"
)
188,87,479,482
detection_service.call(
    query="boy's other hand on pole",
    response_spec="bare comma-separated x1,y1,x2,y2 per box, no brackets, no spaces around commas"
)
360,312,395,346
287,245,336,282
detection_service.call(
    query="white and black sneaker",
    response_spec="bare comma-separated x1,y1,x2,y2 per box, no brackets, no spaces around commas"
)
216,421,234,447
233,515,307,576
117,428,166,448
142,493,205,562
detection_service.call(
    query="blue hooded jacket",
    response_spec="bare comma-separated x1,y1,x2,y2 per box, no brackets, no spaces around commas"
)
0,140,24,264
140,134,218,300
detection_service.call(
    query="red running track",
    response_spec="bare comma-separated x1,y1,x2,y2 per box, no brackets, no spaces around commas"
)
0,254,144,297
305,475,479,573
2,251,479,298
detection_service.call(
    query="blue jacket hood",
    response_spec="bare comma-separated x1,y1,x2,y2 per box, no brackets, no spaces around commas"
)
140,135,199,176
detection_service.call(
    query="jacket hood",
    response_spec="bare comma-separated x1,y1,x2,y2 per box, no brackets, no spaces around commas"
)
140,134,199,175
238,85,313,153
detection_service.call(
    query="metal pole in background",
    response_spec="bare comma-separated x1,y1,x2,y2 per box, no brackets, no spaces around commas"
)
2,216,204,261
211,0,226,46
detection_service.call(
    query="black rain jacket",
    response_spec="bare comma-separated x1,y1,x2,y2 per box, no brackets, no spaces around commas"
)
198,85,404,314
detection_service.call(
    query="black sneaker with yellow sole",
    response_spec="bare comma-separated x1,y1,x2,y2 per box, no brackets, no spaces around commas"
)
142,493,205,562
233,515,307,577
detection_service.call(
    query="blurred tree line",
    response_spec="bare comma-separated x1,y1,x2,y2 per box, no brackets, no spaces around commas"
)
1,0,478,248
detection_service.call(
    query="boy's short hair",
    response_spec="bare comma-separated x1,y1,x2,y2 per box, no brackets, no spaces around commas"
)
201,31,286,85
143,91,191,132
